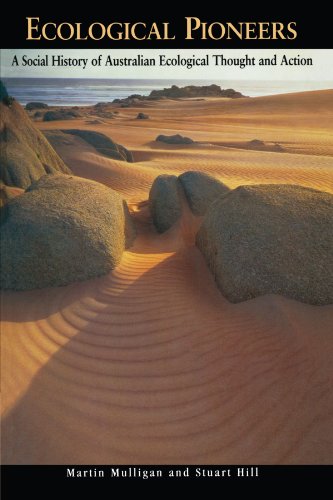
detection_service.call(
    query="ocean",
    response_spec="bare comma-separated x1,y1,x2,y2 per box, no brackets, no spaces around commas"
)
3,78,332,107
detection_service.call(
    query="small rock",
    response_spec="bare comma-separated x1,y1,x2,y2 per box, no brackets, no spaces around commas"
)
136,113,149,119
156,134,194,145
26,102,49,111
43,110,81,121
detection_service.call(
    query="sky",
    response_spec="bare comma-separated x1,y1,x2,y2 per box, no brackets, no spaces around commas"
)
1,49,333,81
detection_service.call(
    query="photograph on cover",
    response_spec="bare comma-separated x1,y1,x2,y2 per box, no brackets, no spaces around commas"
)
1,48,332,465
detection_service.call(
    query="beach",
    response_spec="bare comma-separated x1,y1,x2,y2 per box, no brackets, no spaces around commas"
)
1,87,333,464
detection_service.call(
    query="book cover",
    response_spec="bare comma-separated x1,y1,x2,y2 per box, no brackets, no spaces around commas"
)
1,8,332,492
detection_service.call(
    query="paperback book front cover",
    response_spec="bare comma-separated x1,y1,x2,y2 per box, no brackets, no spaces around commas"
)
1,8,332,491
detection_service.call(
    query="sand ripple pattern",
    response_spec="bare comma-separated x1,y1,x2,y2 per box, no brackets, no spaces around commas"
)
2,90,333,464
2,217,333,464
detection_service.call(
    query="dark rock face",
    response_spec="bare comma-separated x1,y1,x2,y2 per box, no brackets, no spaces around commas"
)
196,184,333,305
0,84,71,189
156,134,194,145
0,174,136,290
149,175,182,233
179,171,230,215
26,102,49,111
136,113,149,119
43,110,81,121
0,80,9,100
62,129,133,162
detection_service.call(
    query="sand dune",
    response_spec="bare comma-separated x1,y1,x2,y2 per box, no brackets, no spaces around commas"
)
2,90,333,464
43,90,333,199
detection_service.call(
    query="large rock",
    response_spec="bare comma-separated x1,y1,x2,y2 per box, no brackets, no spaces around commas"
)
0,82,71,189
0,174,136,290
156,134,194,145
62,129,133,162
179,171,230,215
149,175,182,233
196,184,333,305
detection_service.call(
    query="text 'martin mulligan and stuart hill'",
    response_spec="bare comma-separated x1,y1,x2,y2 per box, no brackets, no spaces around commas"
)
66,467,260,479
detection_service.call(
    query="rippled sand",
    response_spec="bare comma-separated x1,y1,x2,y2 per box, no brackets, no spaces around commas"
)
2,90,333,464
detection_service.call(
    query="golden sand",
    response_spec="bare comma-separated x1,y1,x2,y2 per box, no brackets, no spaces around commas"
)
1,90,333,464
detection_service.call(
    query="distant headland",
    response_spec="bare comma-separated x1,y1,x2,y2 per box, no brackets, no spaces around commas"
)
113,84,246,106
